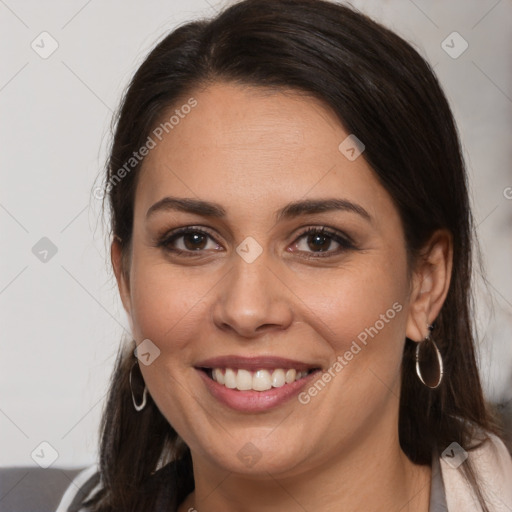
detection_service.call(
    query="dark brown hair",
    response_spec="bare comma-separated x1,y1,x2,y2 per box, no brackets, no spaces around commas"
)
85,0,503,510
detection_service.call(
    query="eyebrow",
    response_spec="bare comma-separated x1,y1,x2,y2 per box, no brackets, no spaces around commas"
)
146,196,372,223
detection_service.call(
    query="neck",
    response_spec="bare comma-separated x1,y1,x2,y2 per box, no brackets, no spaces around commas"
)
178,430,431,512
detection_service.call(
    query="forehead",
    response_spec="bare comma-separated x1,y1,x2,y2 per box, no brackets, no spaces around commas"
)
134,82,394,223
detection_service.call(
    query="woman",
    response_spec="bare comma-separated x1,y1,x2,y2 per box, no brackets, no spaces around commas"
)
56,0,512,510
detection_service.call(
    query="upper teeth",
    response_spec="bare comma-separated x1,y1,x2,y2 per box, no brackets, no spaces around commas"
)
211,368,309,391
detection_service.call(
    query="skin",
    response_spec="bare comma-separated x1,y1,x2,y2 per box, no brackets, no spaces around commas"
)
111,82,452,512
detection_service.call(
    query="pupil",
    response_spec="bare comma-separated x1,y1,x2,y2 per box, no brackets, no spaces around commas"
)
184,233,206,250
308,234,330,252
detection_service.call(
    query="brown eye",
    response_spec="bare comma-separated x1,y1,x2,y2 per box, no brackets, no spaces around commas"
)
305,232,333,252
157,227,222,256
181,232,208,250
292,227,355,257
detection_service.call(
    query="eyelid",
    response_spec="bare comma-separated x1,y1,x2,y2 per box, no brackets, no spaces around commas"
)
289,226,356,258
293,226,355,245
155,225,222,254
155,224,356,257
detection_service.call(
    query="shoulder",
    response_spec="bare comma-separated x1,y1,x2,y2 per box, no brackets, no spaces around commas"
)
440,432,512,511
55,464,101,512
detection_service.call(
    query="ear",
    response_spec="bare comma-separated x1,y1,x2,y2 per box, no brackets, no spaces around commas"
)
111,237,133,321
406,229,453,342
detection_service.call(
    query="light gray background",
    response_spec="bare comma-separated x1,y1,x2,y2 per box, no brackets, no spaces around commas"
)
1,0,511,468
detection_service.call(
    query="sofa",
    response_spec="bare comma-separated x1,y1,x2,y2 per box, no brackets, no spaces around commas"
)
0,466,84,512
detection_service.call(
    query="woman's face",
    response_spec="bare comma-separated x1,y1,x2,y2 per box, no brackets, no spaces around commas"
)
114,82,431,476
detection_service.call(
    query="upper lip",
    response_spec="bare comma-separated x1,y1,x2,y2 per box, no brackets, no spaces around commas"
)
194,356,321,372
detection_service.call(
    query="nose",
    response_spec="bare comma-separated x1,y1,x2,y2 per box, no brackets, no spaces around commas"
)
212,251,294,338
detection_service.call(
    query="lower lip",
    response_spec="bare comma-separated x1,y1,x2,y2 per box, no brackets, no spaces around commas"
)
196,369,320,413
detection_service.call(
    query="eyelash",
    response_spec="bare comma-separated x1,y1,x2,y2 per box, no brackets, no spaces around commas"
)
155,225,356,259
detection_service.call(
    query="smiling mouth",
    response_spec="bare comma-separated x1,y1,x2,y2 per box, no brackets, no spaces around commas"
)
197,367,321,392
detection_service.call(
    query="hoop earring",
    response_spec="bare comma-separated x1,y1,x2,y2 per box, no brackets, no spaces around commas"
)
415,325,444,389
129,361,148,412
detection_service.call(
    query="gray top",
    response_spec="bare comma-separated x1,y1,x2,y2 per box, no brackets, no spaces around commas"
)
429,452,449,511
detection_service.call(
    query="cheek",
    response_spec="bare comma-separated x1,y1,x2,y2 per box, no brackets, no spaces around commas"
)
129,244,410,364
294,259,410,422
295,256,408,349
128,256,211,357
288,259,409,446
